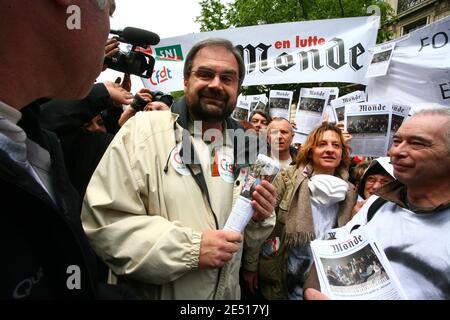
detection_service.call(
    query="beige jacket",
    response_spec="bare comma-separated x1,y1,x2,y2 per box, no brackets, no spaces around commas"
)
81,109,275,299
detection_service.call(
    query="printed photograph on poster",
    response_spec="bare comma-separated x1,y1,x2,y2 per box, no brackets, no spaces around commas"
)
330,90,366,124
311,227,407,300
295,88,330,134
232,107,249,121
232,97,250,121
298,97,326,113
344,102,392,157
366,42,395,78
313,87,339,122
346,115,389,136
320,244,388,288
269,90,293,119
314,87,339,107
248,94,269,113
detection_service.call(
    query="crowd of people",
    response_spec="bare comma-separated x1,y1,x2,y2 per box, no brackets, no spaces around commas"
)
1,0,448,301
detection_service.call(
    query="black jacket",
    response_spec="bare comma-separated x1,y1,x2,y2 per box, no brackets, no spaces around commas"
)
39,84,115,197
0,105,98,299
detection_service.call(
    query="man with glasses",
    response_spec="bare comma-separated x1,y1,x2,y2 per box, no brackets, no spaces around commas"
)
351,157,395,217
81,38,276,299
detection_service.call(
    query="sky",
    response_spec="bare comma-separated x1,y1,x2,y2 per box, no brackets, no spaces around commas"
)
98,0,204,89
111,0,202,39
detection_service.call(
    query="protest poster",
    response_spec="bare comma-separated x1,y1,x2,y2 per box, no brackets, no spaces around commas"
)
366,42,395,78
345,102,392,157
295,88,330,134
142,16,380,92
367,16,450,108
232,95,250,121
314,87,340,122
330,90,366,123
311,227,407,300
248,94,269,114
269,90,294,119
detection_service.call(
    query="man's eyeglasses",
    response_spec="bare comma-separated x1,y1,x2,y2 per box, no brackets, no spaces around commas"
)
190,68,239,86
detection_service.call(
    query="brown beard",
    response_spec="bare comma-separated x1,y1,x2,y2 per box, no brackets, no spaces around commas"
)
187,88,234,123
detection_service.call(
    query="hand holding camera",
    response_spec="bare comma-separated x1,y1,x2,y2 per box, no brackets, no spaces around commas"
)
130,88,173,112
103,27,160,78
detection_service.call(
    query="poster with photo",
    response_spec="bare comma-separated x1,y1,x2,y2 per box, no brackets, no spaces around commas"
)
295,88,330,134
232,95,250,121
248,94,269,113
330,90,366,123
269,90,293,120
345,102,392,157
366,42,395,78
314,87,340,122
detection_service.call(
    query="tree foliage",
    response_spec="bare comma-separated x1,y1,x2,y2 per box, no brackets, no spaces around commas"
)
197,0,395,42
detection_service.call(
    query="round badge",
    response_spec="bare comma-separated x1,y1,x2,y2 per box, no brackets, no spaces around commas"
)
217,148,235,184
170,145,191,176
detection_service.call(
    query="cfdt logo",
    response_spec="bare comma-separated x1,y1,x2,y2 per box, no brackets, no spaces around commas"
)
150,66,173,85
220,158,234,173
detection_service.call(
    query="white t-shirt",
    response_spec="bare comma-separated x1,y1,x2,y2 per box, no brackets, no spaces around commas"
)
339,196,450,300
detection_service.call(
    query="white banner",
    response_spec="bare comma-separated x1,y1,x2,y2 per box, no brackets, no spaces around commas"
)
142,16,380,92
367,16,450,109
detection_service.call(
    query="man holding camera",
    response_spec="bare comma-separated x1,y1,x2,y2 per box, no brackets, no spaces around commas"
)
81,38,276,299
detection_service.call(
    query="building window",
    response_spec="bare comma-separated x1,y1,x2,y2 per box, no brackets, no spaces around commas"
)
402,17,428,35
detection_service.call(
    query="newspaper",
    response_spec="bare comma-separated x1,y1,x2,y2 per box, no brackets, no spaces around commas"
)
366,42,395,78
389,104,411,149
314,87,339,122
345,102,392,157
311,227,407,300
269,90,294,120
232,95,250,121
295,88,330,134
224,154,280,233
330,90,366,123
293,129,308,145
248,94,269,113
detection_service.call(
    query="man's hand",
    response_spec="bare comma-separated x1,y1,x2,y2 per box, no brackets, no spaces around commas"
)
102,38,120,71
304,288,329,300
105,38,120,57
251,180,276,222
120,73,132,92
199,230,242,269
243,270,259,294
103,81,134,106
136,88,153,103
136,88,171,111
